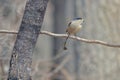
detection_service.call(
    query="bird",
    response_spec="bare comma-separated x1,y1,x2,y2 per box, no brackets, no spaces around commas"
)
63,18,84,50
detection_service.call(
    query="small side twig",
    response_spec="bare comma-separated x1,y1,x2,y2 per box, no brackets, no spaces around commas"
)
0,30,120,48
47,55,71,79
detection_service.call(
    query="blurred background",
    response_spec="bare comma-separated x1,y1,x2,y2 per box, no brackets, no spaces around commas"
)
0,0,120,80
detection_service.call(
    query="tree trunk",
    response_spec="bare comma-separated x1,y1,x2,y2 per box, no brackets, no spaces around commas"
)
7,0,48,80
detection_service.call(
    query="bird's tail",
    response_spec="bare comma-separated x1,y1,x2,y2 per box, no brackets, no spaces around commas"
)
63,33,70,50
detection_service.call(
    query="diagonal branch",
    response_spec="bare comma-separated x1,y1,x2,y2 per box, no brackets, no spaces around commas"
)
41,31,120,48
0,30,120,48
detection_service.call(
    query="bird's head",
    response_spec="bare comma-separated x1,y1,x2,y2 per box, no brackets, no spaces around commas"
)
73,17,84,24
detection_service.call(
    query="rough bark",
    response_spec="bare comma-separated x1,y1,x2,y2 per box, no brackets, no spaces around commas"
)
7,0,48,80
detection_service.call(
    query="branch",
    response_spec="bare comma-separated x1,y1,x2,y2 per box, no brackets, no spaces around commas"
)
0,30,120,48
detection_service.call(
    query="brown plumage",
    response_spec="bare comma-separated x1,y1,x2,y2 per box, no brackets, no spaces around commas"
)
63,18,84,50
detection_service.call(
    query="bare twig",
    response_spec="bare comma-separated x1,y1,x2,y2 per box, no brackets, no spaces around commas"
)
46,55,71,79
0,30,120,48
0,30,17,34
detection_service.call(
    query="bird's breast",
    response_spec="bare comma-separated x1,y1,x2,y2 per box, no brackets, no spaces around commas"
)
66,24,82,35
